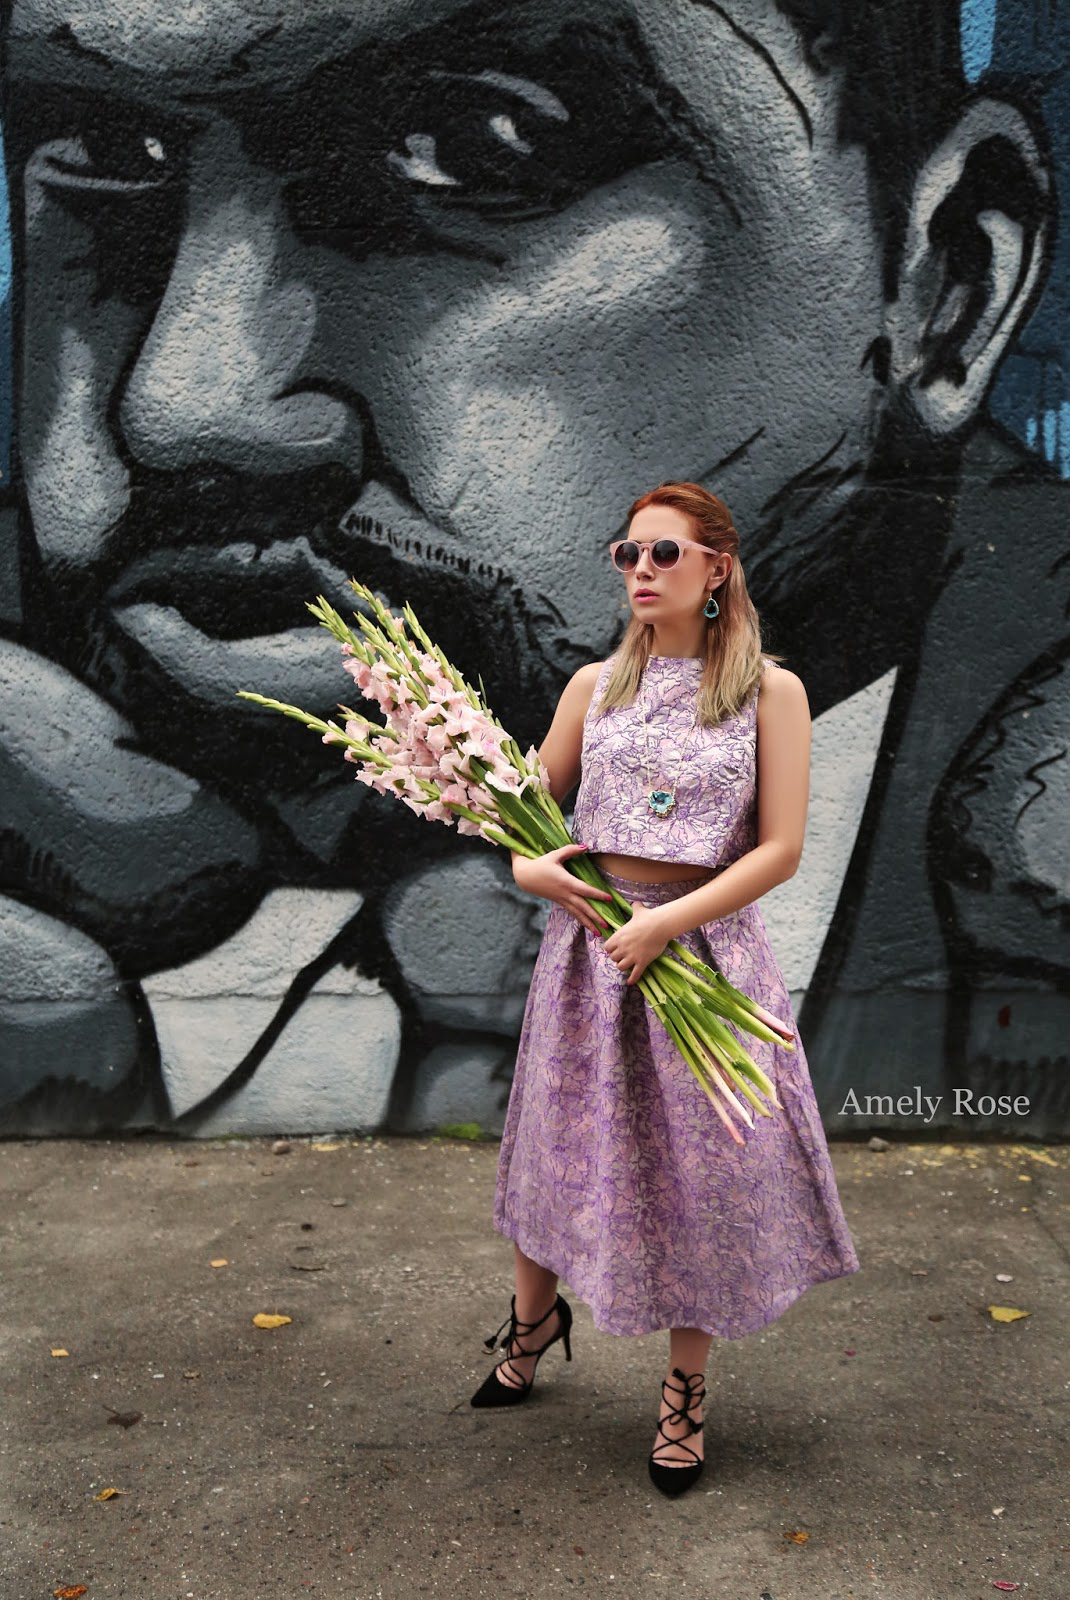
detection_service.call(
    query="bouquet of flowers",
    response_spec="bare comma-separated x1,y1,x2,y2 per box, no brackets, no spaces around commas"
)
237,580,794,1145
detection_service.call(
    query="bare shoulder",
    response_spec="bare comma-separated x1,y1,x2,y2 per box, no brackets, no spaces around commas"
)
757,660,810,714
567,658,606,707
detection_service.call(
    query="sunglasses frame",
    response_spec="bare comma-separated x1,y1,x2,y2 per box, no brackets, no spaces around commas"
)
609,535,718,573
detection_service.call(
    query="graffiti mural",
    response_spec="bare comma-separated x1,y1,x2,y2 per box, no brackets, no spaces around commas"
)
0,0,1066,1139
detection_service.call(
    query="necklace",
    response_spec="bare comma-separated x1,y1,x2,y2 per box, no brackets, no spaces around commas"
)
639,664,700,816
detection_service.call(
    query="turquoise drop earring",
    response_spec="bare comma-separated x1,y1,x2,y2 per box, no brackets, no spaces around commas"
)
703,592,720,619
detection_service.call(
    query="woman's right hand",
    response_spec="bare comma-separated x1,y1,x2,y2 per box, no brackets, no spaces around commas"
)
513,843,616,935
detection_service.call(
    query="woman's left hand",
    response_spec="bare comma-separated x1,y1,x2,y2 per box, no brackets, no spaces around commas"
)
602,903,672,985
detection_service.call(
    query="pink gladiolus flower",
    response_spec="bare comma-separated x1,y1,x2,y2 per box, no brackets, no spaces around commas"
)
439,747,473,782
352,766,386,790
422,723,453,758
525,746,551,790
484,763,525,795
342,658,377,696
240,585,790,1147
420,800,453,823
441,703,484,739
456,734,495,763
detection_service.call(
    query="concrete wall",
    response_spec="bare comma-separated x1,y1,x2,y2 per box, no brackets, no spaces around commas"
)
0,0,1067,1140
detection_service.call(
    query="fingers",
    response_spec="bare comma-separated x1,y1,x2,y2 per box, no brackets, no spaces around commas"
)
569,897,609,934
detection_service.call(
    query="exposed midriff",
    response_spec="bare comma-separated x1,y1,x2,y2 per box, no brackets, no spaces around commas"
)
589,851,715,884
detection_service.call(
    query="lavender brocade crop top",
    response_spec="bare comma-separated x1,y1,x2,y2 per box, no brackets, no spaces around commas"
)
570,651,768,871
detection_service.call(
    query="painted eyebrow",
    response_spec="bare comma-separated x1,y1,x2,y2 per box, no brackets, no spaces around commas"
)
687,0,814,146
13,0,744,228
17,0,641,91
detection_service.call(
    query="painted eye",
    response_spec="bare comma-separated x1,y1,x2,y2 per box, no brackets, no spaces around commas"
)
384,69,572,209
33,128,172,192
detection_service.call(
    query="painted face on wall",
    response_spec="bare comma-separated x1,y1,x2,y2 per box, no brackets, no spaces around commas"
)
2,0,967,777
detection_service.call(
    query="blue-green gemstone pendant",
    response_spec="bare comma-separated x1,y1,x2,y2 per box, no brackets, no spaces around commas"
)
649,790,675,816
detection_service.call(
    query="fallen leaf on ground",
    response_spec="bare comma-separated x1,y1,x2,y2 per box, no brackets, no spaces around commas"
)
253,1313,292,1329
312,1143,342,1151
783,1529,810,1543
50,1348,69,1357
183,1370,201,1380
53,1588,88,1598
986,1306,1031,1323
991,1582,1020,1591
210,1259,228,1268
104,1408,142,1428
93,1488,123,1501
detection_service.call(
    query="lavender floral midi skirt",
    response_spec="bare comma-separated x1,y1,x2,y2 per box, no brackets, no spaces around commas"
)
493,867,860,1338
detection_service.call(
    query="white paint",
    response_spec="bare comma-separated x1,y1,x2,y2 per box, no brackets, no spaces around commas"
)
455,384,565,481
112,601,357,708
0,897,115,1001
146,886,401,1128
466,215,691,340
156,989,400,1131
143,887,367,999
0,637,200,821
760,666,898,991
29,327,130,562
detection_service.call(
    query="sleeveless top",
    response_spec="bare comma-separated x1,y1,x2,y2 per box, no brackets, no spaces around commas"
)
570,651,766,871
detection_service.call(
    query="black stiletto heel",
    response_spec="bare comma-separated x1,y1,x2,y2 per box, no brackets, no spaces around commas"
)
648,1367,706,1495
469,1292,573,1407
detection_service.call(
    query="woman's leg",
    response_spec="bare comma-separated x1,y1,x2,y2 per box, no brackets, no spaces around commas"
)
494,1240,561,1390
652,1327,712,1463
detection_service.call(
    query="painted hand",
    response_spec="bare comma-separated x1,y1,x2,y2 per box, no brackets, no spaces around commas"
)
602,902,672,986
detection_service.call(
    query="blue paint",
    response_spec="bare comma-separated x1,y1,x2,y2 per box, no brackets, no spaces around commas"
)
960,0,998,81
1042,403,1058,466
0,119,10,482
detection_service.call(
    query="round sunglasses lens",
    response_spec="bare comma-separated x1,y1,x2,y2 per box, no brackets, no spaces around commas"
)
653,540,681,568
614,541,640,571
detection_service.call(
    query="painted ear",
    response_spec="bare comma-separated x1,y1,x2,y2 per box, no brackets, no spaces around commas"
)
886,97,1053,436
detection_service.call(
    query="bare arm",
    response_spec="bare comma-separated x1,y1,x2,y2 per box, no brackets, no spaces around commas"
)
652,665,811,942
508,661,614,929
517,661,603,819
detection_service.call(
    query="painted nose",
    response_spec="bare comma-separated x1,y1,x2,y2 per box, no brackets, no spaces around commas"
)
119,125,364,475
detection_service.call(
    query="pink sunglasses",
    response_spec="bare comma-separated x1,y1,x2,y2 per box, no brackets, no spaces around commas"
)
609,536,717,573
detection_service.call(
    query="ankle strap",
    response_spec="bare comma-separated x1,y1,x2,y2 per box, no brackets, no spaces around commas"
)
662,1367,706,1405
483,1293,559,1352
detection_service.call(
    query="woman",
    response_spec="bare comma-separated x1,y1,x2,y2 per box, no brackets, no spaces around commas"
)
472,481,860,1496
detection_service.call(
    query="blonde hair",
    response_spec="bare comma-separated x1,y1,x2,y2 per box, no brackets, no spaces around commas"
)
595,481,784,726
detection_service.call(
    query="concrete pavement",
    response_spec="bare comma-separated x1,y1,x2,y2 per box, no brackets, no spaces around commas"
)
2,1131,1068,1600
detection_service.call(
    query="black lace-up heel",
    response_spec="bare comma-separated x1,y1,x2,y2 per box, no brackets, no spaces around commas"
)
469,1292,573,1407
648,1367,706,1495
